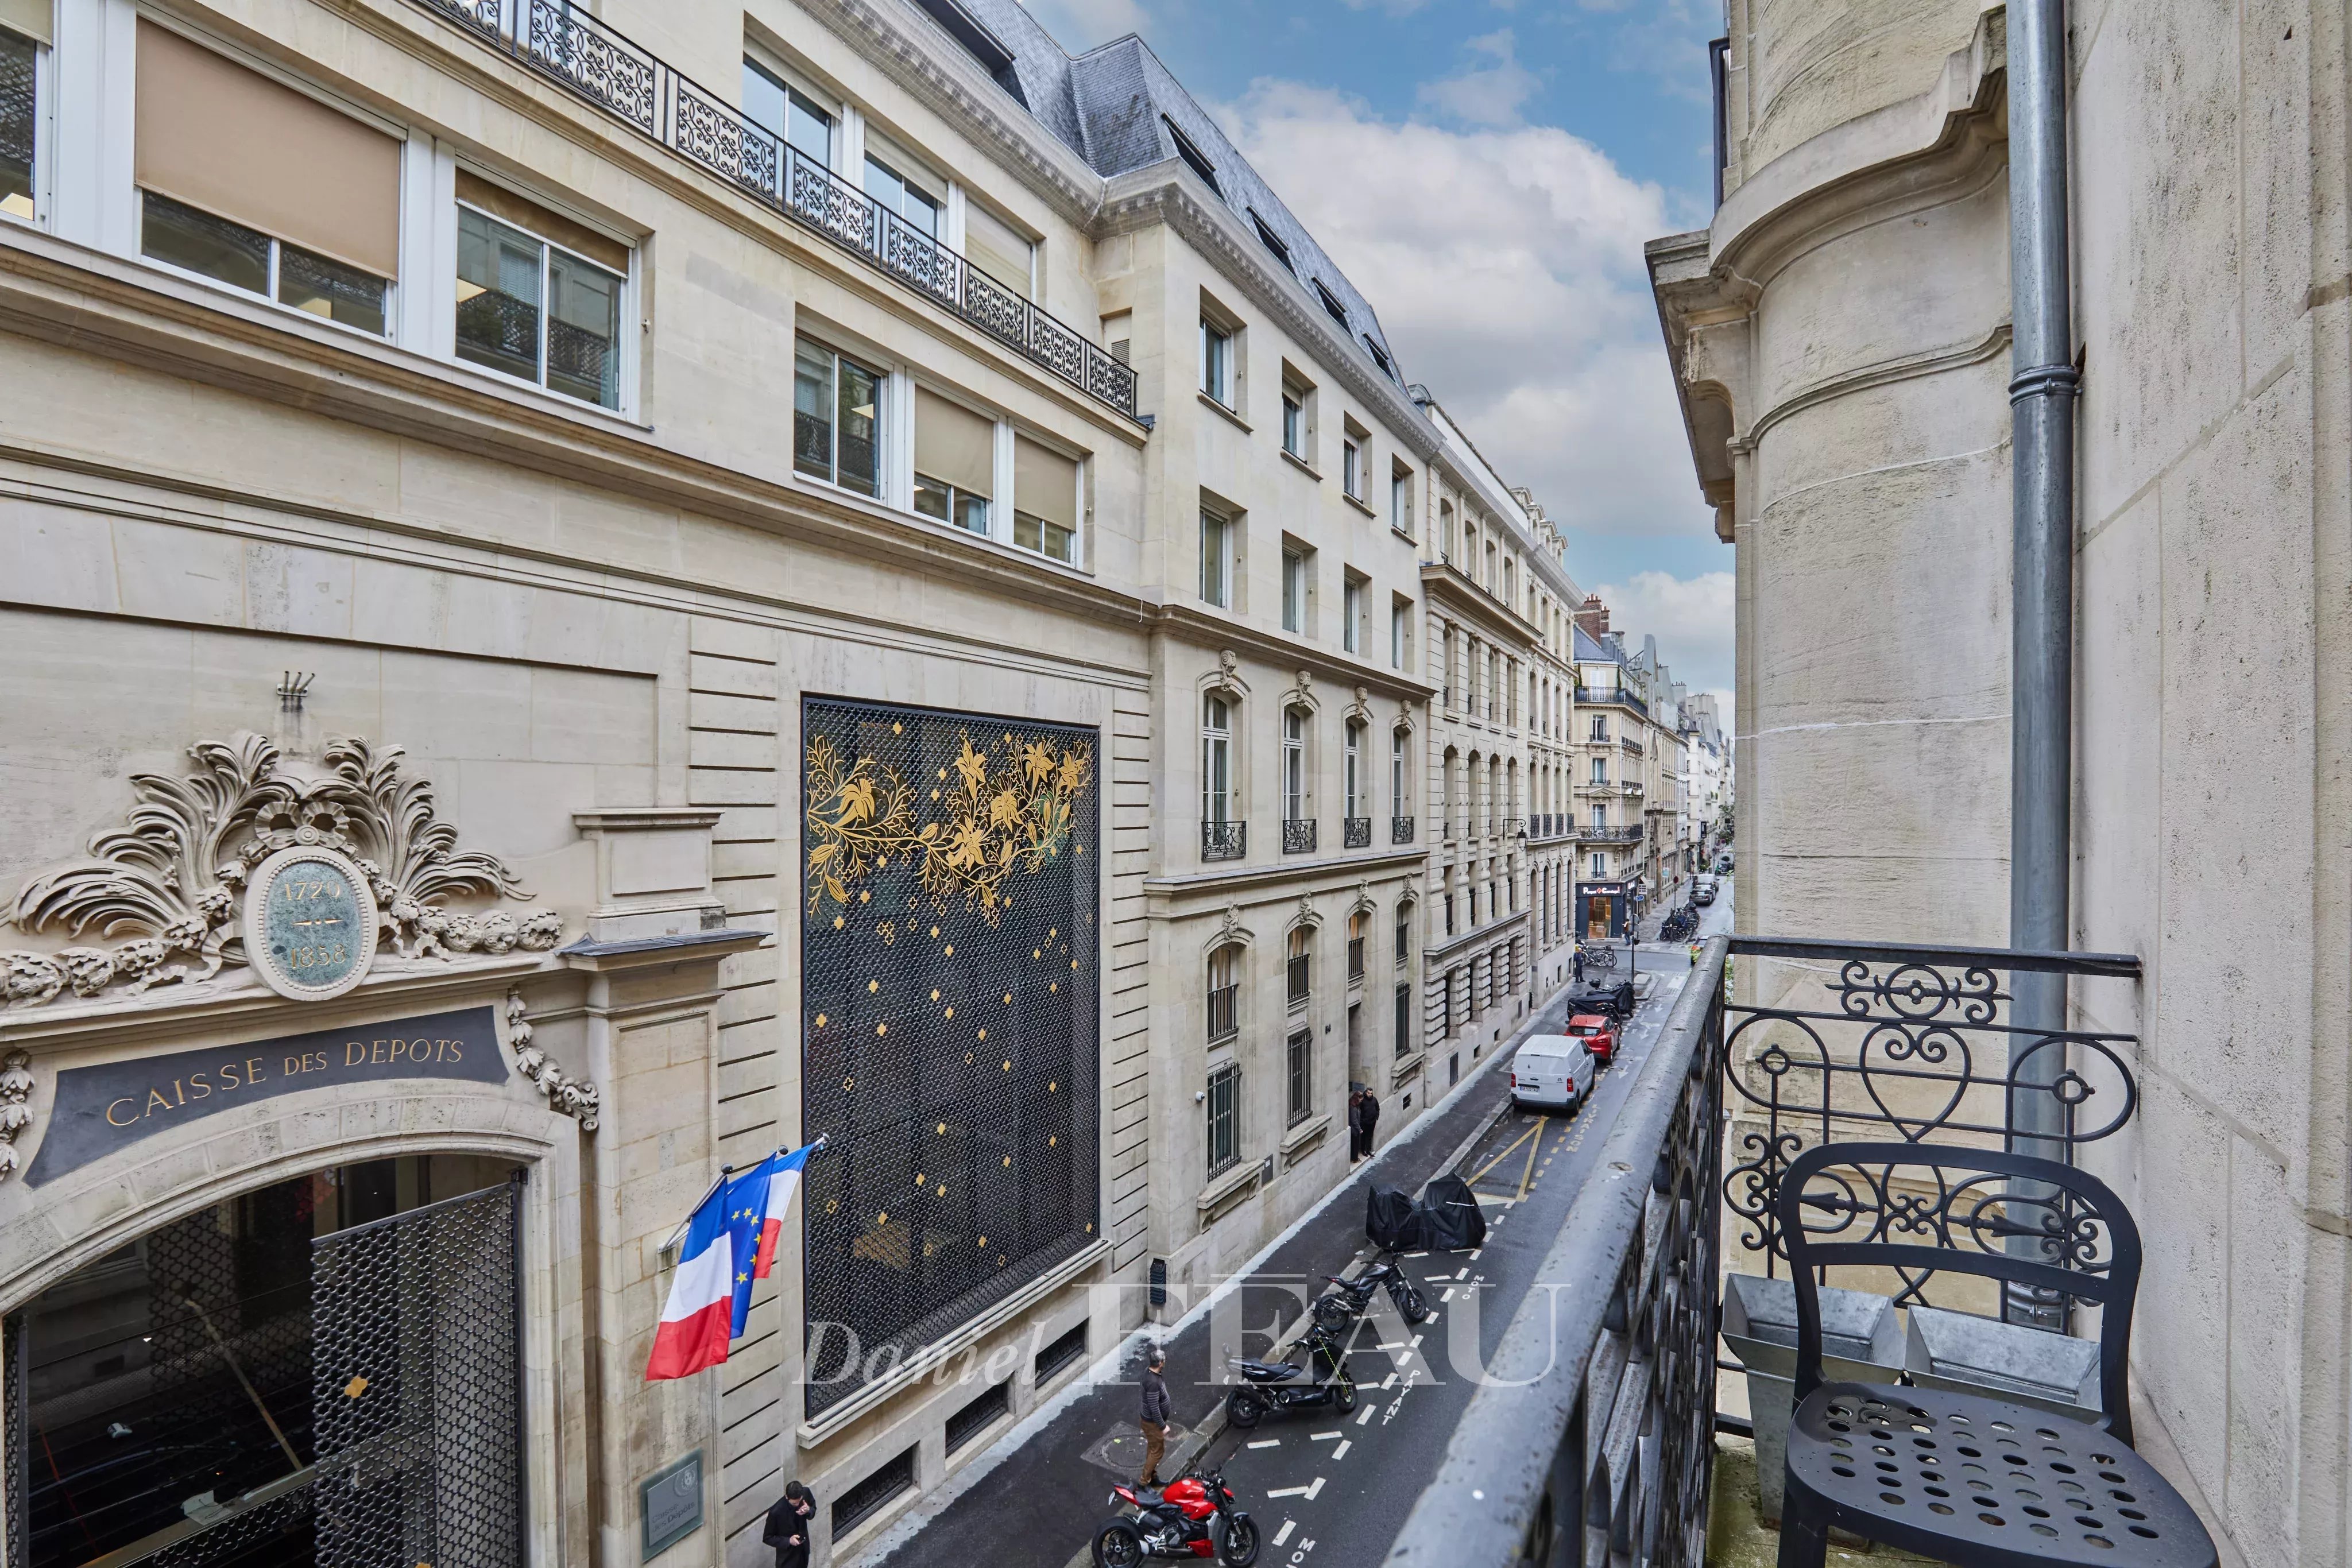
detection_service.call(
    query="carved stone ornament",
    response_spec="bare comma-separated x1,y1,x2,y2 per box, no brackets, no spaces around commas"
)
2,733,562,1011
506,988,600,1131
0,1050,32,1181
1218,649,1240,683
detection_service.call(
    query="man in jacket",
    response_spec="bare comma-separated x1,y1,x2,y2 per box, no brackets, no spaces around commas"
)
1346,1089,1365,1160
1139,1344,1171,1486
1358,1090,1380,1157
763,1480,814,1568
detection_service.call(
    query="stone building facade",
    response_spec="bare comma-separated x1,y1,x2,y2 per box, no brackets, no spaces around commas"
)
1649,1,2352,1561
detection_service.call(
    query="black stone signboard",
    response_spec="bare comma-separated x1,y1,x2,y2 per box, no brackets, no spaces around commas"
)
23,1004,508,1186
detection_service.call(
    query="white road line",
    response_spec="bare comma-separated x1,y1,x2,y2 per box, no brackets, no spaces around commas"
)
1333,1440,1352,1461
1469,1248,1483,1260
1377,1341,1408,1352
1382,1373,1397,1389
1307,1477,1325,1500
1267,1484,1312,1499
1455,1268,1469,1280
1356,1405,1375,1426
1247,1439,1281,1450
1310,1431,1341,1441
1272,1521,1296,1546
1410,1334,1424,1348
1440,1287,1454,1303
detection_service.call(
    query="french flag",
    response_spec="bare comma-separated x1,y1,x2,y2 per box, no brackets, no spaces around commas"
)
644,1184,736,1383
750,1142,817,1280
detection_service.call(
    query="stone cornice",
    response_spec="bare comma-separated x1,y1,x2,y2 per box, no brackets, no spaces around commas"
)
1152,608,1436,706
1421,563,1542,649
795,0,1107,226
1100,175,1442,456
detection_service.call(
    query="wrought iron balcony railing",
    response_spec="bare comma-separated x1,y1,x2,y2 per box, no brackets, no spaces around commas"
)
1386,935,2146,1567
405,0,1139,420
1578,823,1642,843
1621,733,1646,756
1283,818,1317,854
1343,816,1372,849
1575,684,1649,718
1391,815,1416,845
1202,819,1245,862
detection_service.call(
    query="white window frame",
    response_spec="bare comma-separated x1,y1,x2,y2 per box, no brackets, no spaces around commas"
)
1282,549,1306,635
1344,722,1362,817
1281,390,1303,456
448,177,640,416
0,17,51,230
791,332,892,501
1200,509,1233,607
1200,316,1233,406
140,189,400,342
1342,437,1362,499
1282,707,1307,822
1202,694,1233,826
1390,729,1408,814
1343,579,1363,654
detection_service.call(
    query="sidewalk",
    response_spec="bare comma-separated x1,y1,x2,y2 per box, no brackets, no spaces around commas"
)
858,991,1573,1568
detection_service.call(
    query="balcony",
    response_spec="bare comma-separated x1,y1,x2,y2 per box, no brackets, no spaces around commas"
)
1343,816,1372,849
1202,820,1245,862
1283,818,1318,854
1389,936,2154,1567
1579,823,1642,843
1620,733,1646,756
1527,812,1572,842
1205,983,1237,1043
1576,684,1649,719
403,0,1138,420
1391,815,1416,845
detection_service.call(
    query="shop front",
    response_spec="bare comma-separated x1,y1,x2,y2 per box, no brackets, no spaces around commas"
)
1576,881,1630,942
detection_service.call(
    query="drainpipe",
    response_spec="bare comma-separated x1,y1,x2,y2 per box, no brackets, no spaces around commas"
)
2006,0,2078,1326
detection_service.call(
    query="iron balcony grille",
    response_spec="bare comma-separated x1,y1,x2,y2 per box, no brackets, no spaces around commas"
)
1343,815,1372,848
1282,818,1317,854
1504,816,1525,837
1286,954,1310,1007
1580,824,1642,842
405,0,1139,420
1575,685,1649,718
1391,815,1415,844
1621,734,1646,755
799,698,1101,1420
1202,820,1246,861
1206,982,1238,1043
1347,938,1365,981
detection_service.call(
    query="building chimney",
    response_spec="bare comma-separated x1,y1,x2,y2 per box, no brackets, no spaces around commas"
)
1573,594,1610,638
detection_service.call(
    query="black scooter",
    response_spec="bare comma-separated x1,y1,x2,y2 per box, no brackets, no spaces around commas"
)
1310,1256,1430,1333
1223,1323,1355,1428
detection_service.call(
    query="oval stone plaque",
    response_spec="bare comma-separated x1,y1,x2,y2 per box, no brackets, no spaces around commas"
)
241,846,379,1000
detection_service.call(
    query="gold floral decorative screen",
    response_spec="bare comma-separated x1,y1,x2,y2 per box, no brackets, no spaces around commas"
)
799,699,1100,1416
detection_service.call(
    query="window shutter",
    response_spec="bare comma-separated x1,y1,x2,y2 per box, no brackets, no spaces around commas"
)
134,21,400,278
1,0,51,45
914,388,995,498
1014,438,1078,531
962,200,1032,296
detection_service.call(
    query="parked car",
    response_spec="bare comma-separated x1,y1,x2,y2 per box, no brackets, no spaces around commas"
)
1564,1012,1616,1066
1565,978,1637,1022
1510,1033,1597,1114
1693,877,1719,906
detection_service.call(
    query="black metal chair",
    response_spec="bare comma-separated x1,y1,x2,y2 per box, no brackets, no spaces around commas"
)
1773,1141,2216,1568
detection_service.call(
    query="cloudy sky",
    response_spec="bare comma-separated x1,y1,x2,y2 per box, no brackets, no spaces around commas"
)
1022,0,1734,718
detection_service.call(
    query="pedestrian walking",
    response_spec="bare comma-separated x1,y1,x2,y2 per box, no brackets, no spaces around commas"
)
1359,1090,1380,1155
1346,1089,1365,1160
1139,1345,1171,1486
1574,946,1585,984
763,1480,815,1568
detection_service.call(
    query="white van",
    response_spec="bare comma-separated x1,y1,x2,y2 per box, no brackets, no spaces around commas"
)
1510,1033,1597,1114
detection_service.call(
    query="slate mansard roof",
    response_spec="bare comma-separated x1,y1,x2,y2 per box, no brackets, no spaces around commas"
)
912,0,1408,388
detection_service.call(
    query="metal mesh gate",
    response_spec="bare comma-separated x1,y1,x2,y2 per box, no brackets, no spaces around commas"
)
308,1178,524,1568
800,699,1100,1418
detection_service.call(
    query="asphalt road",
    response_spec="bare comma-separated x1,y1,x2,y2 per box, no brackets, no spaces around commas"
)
1189,882,1735,1567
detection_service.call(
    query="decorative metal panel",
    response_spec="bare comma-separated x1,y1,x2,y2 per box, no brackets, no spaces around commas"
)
800,700,1100,1419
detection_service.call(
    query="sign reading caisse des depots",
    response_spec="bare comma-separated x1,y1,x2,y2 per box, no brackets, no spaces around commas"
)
22,1005,507,1186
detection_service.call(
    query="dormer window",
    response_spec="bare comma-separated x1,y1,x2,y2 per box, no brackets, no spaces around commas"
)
1364,336,1394,378
1313,280,1349,328
1250,211,1294,273
1165,118,1221,195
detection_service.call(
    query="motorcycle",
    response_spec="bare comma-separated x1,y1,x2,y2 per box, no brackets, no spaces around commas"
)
1223,1322,1356,1429
1310,1255,1430,1333
1094,1466,1260,1565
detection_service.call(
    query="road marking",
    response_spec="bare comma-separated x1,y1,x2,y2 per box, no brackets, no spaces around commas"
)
1515,1119,1548,1201
1455,1268,1469,1280
1440,1287,1454,1303
1469,1248,1483,1261
1332,1440,1352,1461
1266,1477,1326,1501
1410,1334,1424,1348
1273,1521,1296,1546
1382,1373,1397,1389
1465,1121,1543,1186
1247,1439,1281,1449
1356,1405,1375,1426
1310,1431,1341,1441
1377,1342,1408,1352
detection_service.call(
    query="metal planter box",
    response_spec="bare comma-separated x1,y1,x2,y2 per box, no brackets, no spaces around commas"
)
1721,1273,1904,1522
1904,1305,2102,1420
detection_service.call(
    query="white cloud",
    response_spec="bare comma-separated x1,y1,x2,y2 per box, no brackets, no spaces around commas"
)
1013,0,1149,50
1216,80,1714,550
1592,569,1734,700
1415,29,1542,127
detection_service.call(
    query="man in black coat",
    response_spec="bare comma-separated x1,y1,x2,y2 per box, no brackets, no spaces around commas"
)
1358,1090,1380,1156
1347,1089,1365,1160
1139,1345,1171,1486
763,1480,814,1568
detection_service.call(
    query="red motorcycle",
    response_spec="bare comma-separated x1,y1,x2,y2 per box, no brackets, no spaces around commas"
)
1093,1466,1260,1566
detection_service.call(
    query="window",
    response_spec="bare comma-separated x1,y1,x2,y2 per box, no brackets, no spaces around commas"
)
1287,927,1311,1006
793,338,884,495
1592,805,1607,829
1390,601,1407,669
1202,695,1233,827
2,19,38,222
1166,117,1221,193
134,23,400,337
1200,510,1233,607
1286,1028,1312,1125
1200,318,1234,406
1364,336,1394,378
1282,708,1307,822
1313,278,1349,328
1282,391,1304,456
1592,757,1607,784
945,1380,1011,1454
1344,722,1363,816
1591,852,1607,878
834,1447,915,1538
1342,438,1362,500
1591,715,1608,742
1469,885,1479,926
1440,501,1456,562
1395,911,1410,967
1390,729,1408,813
864,150,940,238
964,200,1034,298
1208,944,1240,1042
454,200,626,407
1394,982,1411,1058
1343,578,1363,653
914,388,994,535
1444,893,1455,936
1282,549,1307,634
1014,436,1080,563
1206,1063,1239,1176
1250,210,1293,272
743,57,833,167
1390,463,1414,535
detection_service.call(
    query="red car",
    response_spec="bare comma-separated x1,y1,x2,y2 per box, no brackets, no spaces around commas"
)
1565,1013,1616,1066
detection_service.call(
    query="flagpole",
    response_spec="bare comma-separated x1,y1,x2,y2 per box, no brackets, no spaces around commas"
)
659,1136,834,1253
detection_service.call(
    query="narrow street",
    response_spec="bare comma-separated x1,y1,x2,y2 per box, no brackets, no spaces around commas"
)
1178,878,1734,1566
